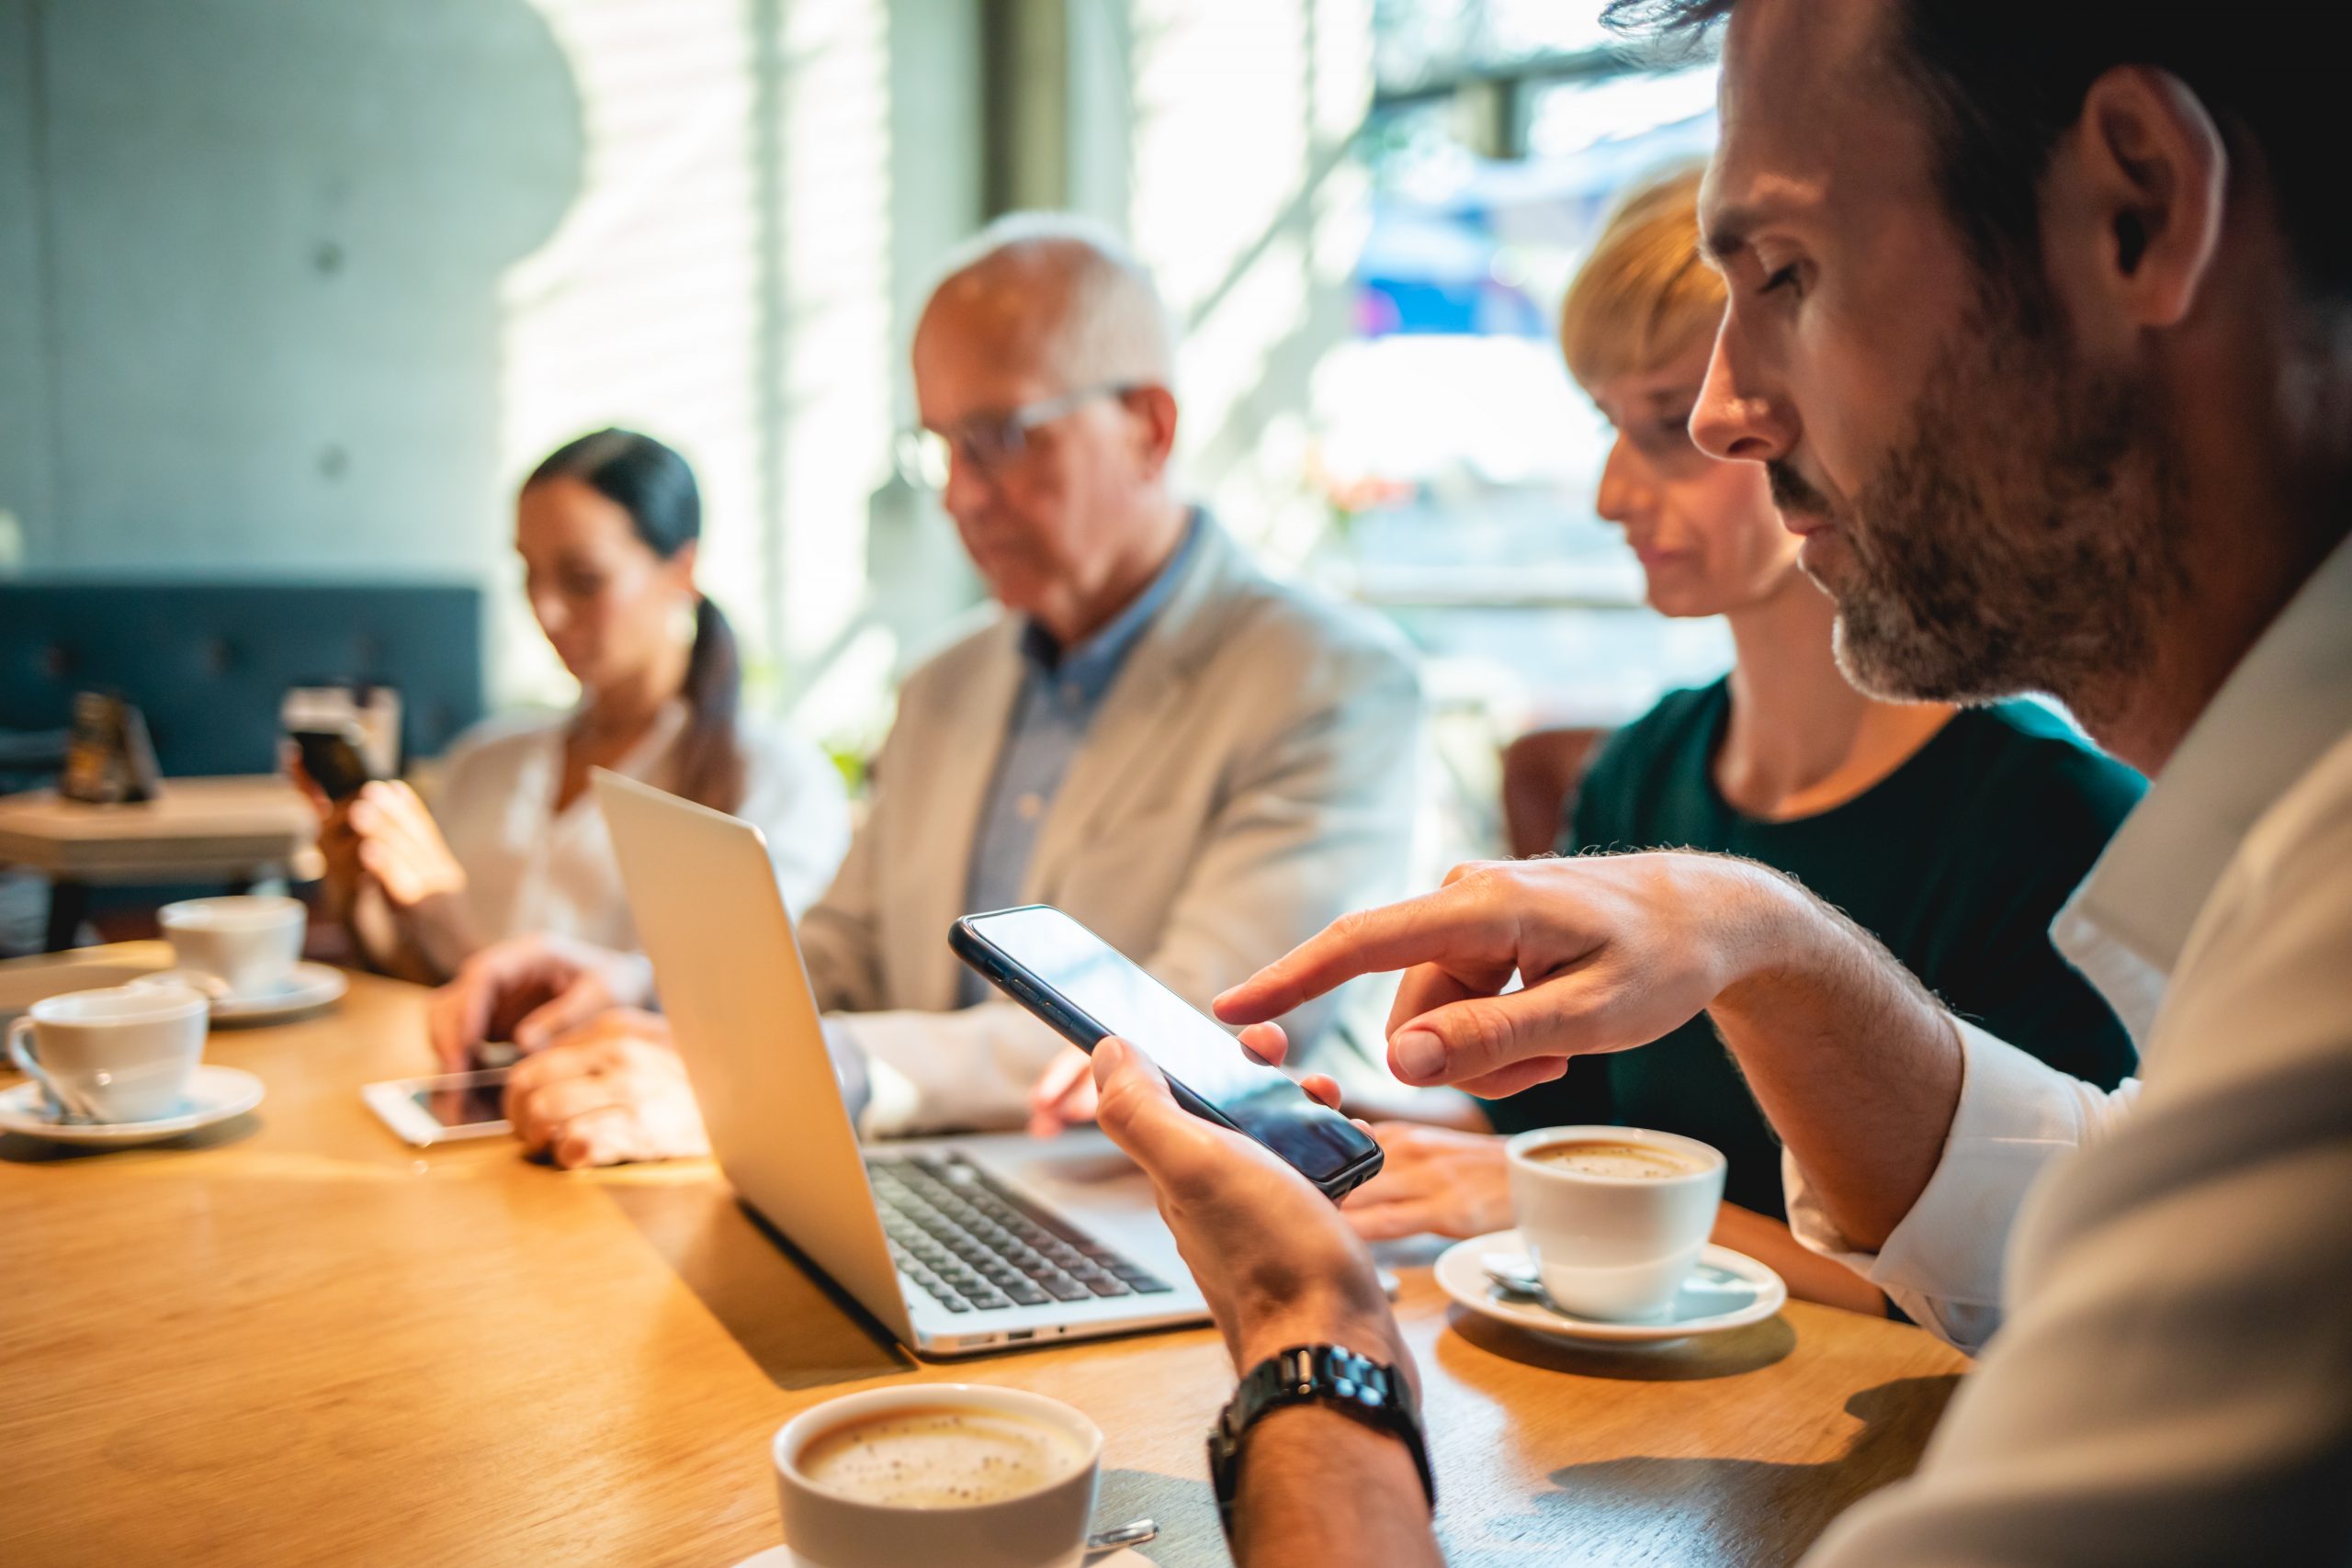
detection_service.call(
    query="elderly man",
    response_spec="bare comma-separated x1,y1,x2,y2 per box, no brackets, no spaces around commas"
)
1084,3,2352,1565
435,214,1420,1163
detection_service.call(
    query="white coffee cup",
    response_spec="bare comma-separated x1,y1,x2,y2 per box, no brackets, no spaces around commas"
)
1506,1124,1727,1321
158,895,306,998
6,982,210,1123
772,1384,1102,1568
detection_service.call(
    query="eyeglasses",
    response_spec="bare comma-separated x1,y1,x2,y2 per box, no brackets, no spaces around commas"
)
893,382,1136,491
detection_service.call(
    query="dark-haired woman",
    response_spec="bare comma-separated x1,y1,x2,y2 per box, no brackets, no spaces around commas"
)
300,429,849,981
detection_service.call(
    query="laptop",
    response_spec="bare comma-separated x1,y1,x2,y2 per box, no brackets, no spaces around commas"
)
594,770,1211,1356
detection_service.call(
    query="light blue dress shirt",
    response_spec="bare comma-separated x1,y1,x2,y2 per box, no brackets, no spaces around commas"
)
955,513,1204,1005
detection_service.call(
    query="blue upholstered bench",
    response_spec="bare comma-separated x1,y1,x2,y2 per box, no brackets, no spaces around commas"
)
0,580,484,778
0,580,484,950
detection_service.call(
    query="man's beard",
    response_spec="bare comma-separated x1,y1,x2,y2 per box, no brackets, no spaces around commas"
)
1773,284,2188,730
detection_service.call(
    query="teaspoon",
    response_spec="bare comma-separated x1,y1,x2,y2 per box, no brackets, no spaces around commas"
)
1086,1517,1159,1557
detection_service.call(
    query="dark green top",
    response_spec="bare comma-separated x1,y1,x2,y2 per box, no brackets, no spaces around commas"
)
1484,680,2144,1221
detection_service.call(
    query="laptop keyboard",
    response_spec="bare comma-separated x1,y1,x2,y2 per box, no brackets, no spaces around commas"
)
868,1153,1175,1314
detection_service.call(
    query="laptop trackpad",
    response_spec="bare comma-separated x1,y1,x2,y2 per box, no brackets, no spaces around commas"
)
937,1129,1192,1276
949,1128,1153,1199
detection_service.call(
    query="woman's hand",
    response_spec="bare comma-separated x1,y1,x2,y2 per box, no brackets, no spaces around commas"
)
426,934,655,1071
345,780,467,908
1709,1201,1891,1316
1089,1035,1412,1382
285,743,367,919
1340,1122,1513,1242
503,1010,709,1169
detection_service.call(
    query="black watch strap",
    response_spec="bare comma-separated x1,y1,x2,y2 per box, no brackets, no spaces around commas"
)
1207,1344,1435,1538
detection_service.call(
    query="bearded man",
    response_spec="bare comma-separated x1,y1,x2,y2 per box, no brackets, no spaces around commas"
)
1085,3,2352,1563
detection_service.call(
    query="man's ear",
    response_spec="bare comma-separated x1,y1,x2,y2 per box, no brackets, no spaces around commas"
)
2063,64,2229,331
1128,385,1181,477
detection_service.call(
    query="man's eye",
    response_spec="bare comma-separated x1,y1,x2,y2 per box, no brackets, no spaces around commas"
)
1759,263,1801,297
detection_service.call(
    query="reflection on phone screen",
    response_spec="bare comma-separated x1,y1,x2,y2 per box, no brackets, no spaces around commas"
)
968,908,1374,1185
414,1080,508,1128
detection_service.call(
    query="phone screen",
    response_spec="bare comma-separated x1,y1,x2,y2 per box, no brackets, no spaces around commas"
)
957,907,1380,1194
411,1072,510,1129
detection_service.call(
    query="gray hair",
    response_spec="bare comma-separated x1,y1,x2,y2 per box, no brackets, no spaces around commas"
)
920,211,1176,389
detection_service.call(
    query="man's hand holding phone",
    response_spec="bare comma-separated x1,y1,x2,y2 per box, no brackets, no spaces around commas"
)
1087,1036,1410,1381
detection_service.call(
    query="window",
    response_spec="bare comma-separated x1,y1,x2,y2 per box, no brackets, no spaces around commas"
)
1123,0,1731,855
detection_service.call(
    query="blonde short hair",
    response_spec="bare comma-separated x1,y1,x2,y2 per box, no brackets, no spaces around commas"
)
1558,163,1723,388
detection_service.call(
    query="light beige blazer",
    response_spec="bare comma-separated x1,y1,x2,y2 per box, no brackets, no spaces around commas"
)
796,518,1422,1136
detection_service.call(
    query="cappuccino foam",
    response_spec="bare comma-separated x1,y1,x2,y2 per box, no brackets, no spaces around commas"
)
797,1407,1085,1508
1526,1139,1702,1180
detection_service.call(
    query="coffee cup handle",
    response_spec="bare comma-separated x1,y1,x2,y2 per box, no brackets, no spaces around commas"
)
7,1017,93,1122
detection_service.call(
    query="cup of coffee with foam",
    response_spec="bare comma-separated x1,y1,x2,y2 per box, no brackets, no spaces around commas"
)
1506,1125,1726,1321
157,895,306,1000
773,1384,1102,1568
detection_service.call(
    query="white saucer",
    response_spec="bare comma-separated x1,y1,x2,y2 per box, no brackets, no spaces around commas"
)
150,964,347,1025
1434,1229,1786,1344
728,1547,1154,1567
0,1064,266,1145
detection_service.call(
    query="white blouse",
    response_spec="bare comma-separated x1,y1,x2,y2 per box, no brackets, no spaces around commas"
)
427,700,850,954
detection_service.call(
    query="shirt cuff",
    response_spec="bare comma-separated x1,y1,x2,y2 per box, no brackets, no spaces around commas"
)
860,1054,921,1139
605,948,659,1010
820,1014,914,1138
833,1004,1069,1141
1784,1019,2130,1353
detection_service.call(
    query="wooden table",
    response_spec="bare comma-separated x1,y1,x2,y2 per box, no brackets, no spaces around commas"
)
0,776,317,949
0,961,1970,1567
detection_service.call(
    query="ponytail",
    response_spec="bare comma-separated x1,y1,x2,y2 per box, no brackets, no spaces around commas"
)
526,427,748,814
674,596,748,814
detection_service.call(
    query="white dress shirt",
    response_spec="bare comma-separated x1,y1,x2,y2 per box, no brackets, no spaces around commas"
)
429,701,849,954
1791,532,2352,1564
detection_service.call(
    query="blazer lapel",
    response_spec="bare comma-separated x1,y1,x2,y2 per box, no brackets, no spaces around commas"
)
897,620,1024,1008
1023,523,1246,898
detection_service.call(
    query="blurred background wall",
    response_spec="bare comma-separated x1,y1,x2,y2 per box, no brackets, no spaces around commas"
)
1,0,1737,861
0,0,579,581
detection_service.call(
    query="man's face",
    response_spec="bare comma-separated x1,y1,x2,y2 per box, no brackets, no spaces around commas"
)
910,295,1156,631
1691,0,2181,719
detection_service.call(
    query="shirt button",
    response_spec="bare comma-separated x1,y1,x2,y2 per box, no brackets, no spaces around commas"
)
1017,793,1045,821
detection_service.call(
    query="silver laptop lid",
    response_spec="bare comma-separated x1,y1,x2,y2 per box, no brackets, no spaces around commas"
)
593,770,916,1345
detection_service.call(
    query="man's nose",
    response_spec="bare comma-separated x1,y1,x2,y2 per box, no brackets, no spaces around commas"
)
1690,317,1797,465
941,442,996,521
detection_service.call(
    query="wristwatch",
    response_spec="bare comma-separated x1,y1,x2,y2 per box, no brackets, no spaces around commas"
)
1207,1344,1435,1537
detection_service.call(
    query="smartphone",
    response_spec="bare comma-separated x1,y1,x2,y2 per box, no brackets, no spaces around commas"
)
950,905,1385,1202
291,726,376,804
361,1068,513,1146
